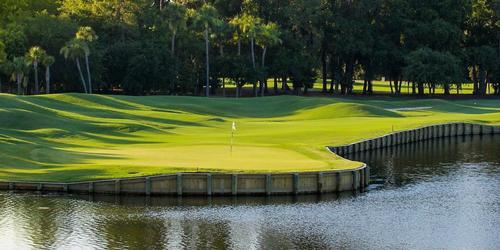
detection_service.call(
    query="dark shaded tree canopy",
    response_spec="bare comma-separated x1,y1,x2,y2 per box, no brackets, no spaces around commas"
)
0,0,498,96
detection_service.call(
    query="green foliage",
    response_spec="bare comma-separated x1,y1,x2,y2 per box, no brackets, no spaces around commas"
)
41,54,55,67
76,26,98,42
60,39,87,60
0,41,6,64
404,48,461,94
0,0,497,96
26,46,46,66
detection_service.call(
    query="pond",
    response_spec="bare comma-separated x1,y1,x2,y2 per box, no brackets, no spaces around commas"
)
1,135,499,249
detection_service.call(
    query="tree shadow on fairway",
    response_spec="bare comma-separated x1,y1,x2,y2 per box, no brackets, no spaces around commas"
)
0,139,132,182
0,141,124,165
17,97,206,129
341,98,500,115
0,168,110,182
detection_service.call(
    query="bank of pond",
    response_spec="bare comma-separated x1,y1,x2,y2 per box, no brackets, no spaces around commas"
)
1,122,498,197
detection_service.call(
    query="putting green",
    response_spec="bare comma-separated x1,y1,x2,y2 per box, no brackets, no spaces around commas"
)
1,93,499,182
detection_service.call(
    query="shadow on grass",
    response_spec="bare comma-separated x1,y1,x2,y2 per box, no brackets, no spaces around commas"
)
0,168,110,182
18,97,205,128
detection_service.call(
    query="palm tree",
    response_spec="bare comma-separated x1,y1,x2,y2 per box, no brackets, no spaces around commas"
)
233,14,262,68
163,2,187,56
256,22,281,96
41,55,55,94
229,16,243,56
0,41,6,93
192,4,220,97
76,26,98,94
26,46,46,95
233,14,262,96
60,39,88,94
10,57,29,95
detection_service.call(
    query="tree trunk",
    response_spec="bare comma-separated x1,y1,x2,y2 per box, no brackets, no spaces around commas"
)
444,83,450,95
237,38,241,56
282,76,290,92
45,66,50,94
205,27,210,97
236,82,242,98
399,78,404,94
472,66,478,95
261,47,267,97
477,67,487,96
250,36,256,96
389,80,394,94
261,47,267,68
222,78,225,97
321,50,327,93
85,53,92,94
417,83,424,95
76,59,88,94
394,77,401,94
363,63,372,95
344,60,354,95
274,77,278,94
251,37,255,69
17,74,22,95
171,31,176,55
236,82,239,98
34,61,39,95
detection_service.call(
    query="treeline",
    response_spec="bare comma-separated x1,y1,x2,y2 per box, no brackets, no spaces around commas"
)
0,0,499,96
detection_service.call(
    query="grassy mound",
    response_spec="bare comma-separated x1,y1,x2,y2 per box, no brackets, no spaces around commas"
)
1,93,499,182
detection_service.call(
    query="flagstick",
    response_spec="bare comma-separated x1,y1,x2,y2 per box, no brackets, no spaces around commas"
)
230,122,236,156
230,130,233,156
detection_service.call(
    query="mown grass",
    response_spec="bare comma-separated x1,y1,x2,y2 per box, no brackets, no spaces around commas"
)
1,93,499,182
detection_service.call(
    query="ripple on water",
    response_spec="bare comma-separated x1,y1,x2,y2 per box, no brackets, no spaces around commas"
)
0,135,499,249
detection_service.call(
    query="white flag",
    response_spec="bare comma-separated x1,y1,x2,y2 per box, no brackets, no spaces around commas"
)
232,122,236,131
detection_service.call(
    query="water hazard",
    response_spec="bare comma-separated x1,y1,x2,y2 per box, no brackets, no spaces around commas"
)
1,135,499,249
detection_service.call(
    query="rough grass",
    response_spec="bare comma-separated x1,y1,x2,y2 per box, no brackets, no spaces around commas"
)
1,93,499,182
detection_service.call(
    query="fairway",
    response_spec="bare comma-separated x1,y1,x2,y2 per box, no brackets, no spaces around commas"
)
1,93,499,182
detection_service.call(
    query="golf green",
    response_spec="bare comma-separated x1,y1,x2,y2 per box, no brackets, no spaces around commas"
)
1,93,499,182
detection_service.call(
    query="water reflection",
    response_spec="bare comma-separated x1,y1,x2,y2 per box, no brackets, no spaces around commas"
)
1,135,499,249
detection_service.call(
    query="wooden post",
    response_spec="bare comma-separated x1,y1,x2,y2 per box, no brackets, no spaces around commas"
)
336,172,341,192
115,180,121,194
293,173,299,195
265,174,272,196
354,171,360,191
145,177,151,196
207,174,212,196
176,174,182,196
317,172,324,193
231,174,238,195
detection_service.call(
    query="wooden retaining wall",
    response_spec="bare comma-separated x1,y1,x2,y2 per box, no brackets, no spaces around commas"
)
0,166,368,196
328,122,500,157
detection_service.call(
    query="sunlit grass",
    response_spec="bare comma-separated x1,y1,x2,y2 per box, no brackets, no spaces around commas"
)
0,93,499,182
